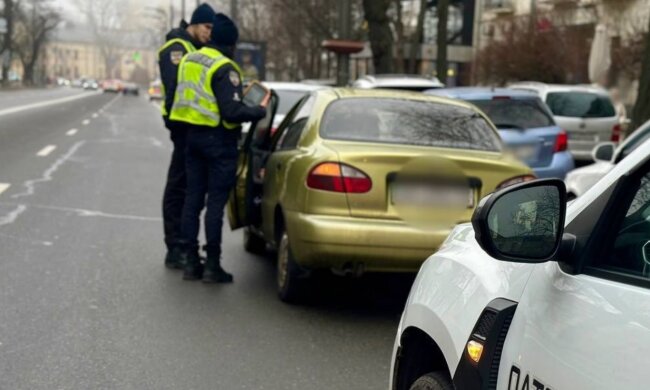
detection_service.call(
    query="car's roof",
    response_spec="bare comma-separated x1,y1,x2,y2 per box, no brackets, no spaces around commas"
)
510,82,611,95
262,82,329,92
320,88,479,111
426,87,539,100
353,74,444,88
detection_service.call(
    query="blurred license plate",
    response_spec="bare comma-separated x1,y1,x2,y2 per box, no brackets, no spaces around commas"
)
513,145,537,161
391,184,473,208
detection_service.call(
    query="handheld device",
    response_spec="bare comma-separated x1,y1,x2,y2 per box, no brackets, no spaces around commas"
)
242,81,270,107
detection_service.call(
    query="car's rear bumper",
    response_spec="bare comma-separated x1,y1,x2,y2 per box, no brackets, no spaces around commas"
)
284,210,452,273
532,151,575,179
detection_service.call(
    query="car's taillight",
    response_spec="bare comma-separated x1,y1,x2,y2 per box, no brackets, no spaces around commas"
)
554,130,568,152
611,124,622,143
496,174,536,190
306,162,372,193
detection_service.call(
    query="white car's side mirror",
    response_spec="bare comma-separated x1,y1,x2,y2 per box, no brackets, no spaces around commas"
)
592,142,616,162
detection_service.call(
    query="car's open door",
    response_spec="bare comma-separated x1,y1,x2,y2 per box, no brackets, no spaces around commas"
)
227,91,279,230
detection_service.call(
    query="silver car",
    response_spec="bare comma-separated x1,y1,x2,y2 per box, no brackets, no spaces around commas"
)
510,82,620,162
565,119,650,199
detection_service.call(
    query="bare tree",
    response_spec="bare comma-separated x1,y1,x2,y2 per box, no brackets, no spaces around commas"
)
632,16,650,131
392,0,404,73
363,0,393,74
436,0,449,84
73,0,127,79
1,0,17,86
13,0,60,85
407,0,426,74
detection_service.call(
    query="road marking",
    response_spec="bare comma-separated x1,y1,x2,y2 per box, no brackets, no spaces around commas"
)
82,119,90,125
36,145,57,157
92,113,98,118
0,91,101,117
0,183,10,195
66,128,78,136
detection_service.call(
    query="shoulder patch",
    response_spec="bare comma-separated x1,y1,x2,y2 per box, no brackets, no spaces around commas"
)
229,70,241,87
170,51,183,65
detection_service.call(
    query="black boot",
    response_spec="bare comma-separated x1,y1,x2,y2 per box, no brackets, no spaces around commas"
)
202,256,233,284
182,251,203,281
164,247,184,270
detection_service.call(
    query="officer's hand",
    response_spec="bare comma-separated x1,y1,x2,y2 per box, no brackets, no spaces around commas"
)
260,92,271,108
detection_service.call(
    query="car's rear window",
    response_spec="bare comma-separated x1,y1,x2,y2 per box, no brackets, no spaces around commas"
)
471,98,555,129
320,98,502,152
546,92,616,118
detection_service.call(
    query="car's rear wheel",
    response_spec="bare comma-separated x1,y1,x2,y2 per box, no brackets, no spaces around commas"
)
409,372,453,390
276,229,305,303
244,226,266,254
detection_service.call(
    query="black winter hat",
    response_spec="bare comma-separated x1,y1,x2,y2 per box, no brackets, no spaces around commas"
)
211,13,239,46
190,3,215,25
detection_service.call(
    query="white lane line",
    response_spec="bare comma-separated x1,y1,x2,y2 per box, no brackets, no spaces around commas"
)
92,113,98,118
36,145,57,157
82,119,90,125
66,128,78,136
0,91,101,117
0,183,10,195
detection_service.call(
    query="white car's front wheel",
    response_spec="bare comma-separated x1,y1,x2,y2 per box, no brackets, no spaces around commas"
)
409,372,453,390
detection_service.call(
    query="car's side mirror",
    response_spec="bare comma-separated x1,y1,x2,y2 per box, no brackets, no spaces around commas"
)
472,179,567,263
592,142,615,162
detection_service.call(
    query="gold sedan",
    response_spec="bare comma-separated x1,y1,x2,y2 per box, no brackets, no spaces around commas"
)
228,88,533,302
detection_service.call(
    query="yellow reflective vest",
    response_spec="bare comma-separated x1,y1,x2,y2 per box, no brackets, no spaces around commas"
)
169,47,243,129
157,38,197,116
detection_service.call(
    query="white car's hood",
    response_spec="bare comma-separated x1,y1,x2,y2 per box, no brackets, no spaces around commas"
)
565,161,614,196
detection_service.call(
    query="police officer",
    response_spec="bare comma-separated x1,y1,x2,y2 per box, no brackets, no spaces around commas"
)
170,13,267,283
159,3,215,269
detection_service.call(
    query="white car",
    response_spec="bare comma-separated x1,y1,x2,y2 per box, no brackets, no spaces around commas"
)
242,82,328,137
352,74,444,91
566,119,650,199
391,135,650,389
510,82,620,162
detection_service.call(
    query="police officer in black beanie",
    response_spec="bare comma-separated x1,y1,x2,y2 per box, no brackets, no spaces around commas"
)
171,13,267,283
159,3,216,270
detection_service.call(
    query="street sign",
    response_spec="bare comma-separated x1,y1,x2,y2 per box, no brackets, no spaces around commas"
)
0,18,7,34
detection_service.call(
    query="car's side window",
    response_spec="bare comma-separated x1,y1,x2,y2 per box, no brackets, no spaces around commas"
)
275,95,315,151
596,170,650,277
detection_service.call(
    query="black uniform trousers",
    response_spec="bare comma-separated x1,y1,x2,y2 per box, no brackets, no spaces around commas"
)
180,127,239,258
162,121,188,251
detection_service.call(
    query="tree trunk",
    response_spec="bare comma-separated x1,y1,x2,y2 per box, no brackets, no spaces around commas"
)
632,17,650,131
363,0,393,74
408,0,426,74
436,0,449,84
2,0,14,86
394,0,404,73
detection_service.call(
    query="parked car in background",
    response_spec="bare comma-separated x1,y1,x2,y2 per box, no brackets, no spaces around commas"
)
510,82,620,162
566,119,650,199
262,82,330,134
83,79,99,90
71,78,85,88
102,79,123,93
230,88,533,303
352,74,444,91
122,82,139,96
427,87,574,179
391,135,650,390
148,80,163,101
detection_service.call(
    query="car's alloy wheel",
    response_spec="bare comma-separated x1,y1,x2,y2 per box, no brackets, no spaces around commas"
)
276,230,303,303
409,372,454,390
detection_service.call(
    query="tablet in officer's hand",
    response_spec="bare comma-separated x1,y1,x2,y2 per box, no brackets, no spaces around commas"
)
243,82,270,107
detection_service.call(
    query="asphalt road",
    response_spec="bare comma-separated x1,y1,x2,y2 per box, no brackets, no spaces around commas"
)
0,88,414,390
